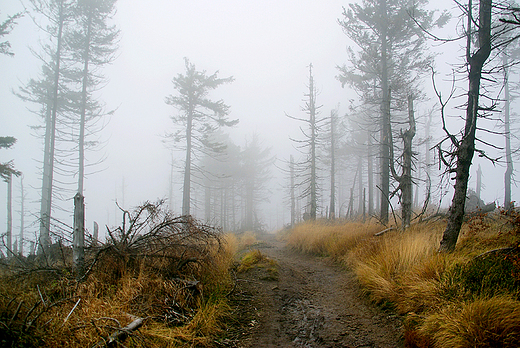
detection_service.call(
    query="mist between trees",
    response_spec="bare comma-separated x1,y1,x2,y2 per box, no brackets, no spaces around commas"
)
2,0,520,259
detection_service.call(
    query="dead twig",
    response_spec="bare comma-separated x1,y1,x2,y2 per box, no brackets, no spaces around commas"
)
375,227,396,236
91,317,144,348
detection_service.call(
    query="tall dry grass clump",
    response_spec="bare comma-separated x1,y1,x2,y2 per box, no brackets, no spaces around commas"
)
419,296,520,348
286,212,520,347
0,201,236,347
287,220,381,260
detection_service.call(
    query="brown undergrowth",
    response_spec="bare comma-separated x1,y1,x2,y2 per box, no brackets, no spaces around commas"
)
286,211,520,348
0,201,236,347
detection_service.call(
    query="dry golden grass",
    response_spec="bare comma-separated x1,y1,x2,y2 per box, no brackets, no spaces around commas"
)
0,231,237,347
238,231,258,249
285,214,520,348
287,220,381,260
419,296,520,348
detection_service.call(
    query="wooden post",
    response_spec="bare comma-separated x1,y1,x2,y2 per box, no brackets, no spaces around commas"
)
476,164,482,202
363,188,366,222
73,193,85,280
7,172,12,257
93,221,99,246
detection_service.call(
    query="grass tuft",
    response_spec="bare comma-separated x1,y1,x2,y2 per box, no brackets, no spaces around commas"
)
420,296,520,348
237,249,278,281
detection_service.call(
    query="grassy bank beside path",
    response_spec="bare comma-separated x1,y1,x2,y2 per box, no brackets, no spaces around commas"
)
286,213,520,348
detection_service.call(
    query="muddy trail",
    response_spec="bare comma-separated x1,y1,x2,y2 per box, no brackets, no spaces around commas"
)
223,234,403,348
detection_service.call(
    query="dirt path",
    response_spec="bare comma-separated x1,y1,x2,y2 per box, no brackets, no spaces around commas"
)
224,234,403,348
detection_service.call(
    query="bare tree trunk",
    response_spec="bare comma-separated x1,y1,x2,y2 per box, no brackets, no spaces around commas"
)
401,96,416,229
93,221,98,245
309,65,317,221
439,0,491,252
39,0,67,254
367,134,374,215
245,181,254,231
476,164,482,201
329,110,336,220
358,156,363,216
425,110,432,205
169,153,174,212
182,112,193,216
7,172,12,256
363,188,366,221
379,0,390,224
73,193,85,279
19,175,24,255
290,155,296,226
205,185,211,222
503,53,513,211
78,9,93,196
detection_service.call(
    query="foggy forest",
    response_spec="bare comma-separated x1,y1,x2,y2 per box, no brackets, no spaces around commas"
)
2,0,519,252
2,0,520,347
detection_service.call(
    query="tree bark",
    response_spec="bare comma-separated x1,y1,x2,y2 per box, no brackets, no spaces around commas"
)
367,134,374,215
329,110,336,220
503,54,513,211
39,0,67,254
19,175,24,255
78,7,93,196
182,108,193,216
439,0,492,252
379,0,390,224
290,155,296,226
73,193,85,280
476,164,482,201
401,95,416,229
309,65,317,220
7,172,12,256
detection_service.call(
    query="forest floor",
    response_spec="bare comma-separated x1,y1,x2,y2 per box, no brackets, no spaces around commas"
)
222,234,403,348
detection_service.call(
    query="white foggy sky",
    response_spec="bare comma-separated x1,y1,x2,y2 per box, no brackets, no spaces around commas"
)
1,0,516,241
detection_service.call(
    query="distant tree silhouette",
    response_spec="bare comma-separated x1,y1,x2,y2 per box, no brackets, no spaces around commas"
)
165,58,236,216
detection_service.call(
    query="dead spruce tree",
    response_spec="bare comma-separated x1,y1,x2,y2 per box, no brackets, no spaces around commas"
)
287,64,324,221
17,0,74,253
389,96,416,229
437,0,520,252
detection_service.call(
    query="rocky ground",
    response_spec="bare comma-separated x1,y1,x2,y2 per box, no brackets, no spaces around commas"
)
222,234,403,348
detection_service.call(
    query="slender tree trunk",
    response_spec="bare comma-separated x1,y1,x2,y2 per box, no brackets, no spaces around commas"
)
39,0,67,253
205,184,211,222
476,164,482,201
39,106,53,252
503,54,513,210
246,181,254,230
401,95,416,229
329,110,336,220
19,175,24,256
309,65,317,220
290,155,296,226
425,109,432,204
93,221,98,245
379,0,390,224
358,156,363,216
439,0,491,252
182,111,193,216
7,173,12,256
169,153,174,211
78,8,93,196
367,134,374,215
